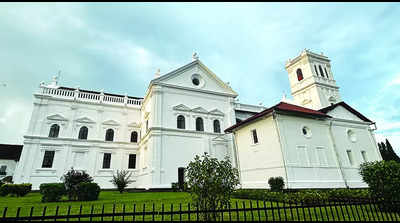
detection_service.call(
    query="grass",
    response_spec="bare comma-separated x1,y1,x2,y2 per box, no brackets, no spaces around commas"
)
0,191,398,221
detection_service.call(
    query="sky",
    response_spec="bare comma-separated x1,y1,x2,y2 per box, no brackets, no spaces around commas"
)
0,3,399,154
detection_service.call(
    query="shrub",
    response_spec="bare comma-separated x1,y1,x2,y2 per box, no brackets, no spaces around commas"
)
359,160,400,202
268,177,285,192
77,182,100,201
110,170,135,193
39,183,66,202
61,168,93,201
171,181,189,192
0,183,31,197
186,153,240,221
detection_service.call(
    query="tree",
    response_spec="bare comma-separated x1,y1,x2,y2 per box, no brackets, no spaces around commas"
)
185,153,240,221
385,139,400,162
61,168,93,201
110,170,135,193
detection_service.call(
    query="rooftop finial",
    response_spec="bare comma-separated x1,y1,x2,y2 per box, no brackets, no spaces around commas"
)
282,91,287,102
155,68,161,78
192,52,199,61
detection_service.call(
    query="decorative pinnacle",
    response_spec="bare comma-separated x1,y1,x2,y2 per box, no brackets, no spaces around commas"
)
192,52,199,61
155,68,161,78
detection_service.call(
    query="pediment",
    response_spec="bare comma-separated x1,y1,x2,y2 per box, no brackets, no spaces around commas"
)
75,117,95,124
173,104,191,111
209,109,224,116
102,120,120,126
47,114,68,121
326,105,365,122
191,106,208,114
151,60,238,97
128,122,140,127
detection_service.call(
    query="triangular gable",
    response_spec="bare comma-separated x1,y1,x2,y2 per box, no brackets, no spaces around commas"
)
173,104,191,111
319,101,372,123
75,117,95,124
102,120,120,126
191,106,208,114
209,109,224,116
128,122,140,127
47,114,68,121
151,60,238,96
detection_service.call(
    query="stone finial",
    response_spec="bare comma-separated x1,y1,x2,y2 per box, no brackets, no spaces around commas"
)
321,52,324,56
154,68,161,78
192,52,199,61
259,102,263,106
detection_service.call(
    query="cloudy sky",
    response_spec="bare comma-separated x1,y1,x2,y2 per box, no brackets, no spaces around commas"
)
0,3,399,153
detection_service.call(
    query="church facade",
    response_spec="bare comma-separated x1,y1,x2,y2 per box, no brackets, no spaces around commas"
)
13,50,381,190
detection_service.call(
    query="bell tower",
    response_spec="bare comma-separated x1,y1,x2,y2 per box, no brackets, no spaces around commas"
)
285,49,341,110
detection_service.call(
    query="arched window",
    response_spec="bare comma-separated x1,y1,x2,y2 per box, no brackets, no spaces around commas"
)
48,124,60,138
105,129,114,141
314,65,319,76
130,131,138,143
195,117,204,132
78,126,88,140
324,67,329,79
177,115,185,129
296,68,304,81
319,65,325,78
213,120,221,133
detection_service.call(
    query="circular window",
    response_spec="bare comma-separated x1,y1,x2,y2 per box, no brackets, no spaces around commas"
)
302,126,312,138
191,74,204,88
347,130,357,142
192,77,200,86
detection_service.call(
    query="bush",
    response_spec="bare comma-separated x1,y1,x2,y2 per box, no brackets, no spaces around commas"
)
0,183,31,197
110,170,135,193
186,153,240,221
77,183,100,201
268,177,285,192
359,160,400,202
61,168,93,201
171,181,189,192
39,183,66,202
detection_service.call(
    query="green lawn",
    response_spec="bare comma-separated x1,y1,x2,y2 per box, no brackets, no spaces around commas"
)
0,191,398,221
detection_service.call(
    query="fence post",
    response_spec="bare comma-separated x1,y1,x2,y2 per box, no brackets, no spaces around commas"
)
78,204,82,221
122,204,126,221
133,203,136,222
66,206,71,222
196,202,199,221
249,201,254,221
228,203,232,222
142,204,145,221
282,200,288,221
242,201,247,221
2,207,7,220
28,206,34,223
179,203,182,222
170,204,173,221
256,200,261,222
41,206,47,221
161,204,164,221
15,207,21,221
152,203,155,221
312,199,319,222
101,204,105,222
338,199,346,221
188,203,191,221
55,206,59,222
90,205,94,222
112,203,116,222
235,201,239,221
263,200,268,221
288,201,294,221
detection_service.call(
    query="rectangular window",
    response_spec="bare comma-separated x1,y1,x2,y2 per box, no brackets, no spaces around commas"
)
0,166,6,175
42,150,55,168
102,153,111,169
251,129,259,144
316,147,328,166
346,150,354,166
361,151,368,162
296,146,310,166
128,154,136,169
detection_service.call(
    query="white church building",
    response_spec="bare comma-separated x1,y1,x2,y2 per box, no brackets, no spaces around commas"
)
13,50,381,190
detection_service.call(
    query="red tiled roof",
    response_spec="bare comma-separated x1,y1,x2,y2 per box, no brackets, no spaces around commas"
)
319,101,373,123
225,102,330,133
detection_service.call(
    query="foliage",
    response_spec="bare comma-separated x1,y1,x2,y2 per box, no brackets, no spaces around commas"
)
110,170,135,193
171,182,189,192
359,160,400,202
77,182,101,201
378,139,400,162
186,153,240,221
60,168,93,201
0,183,32,197
39,183,66,202
268,177,285,192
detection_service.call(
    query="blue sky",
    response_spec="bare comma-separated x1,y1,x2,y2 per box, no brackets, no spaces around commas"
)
0,3,399,153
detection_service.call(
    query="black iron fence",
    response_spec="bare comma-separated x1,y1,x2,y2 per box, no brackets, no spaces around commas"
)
1,198,399,221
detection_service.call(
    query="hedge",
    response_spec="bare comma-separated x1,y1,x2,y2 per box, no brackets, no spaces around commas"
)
76,182,101,201
0,183,32,197
39,183,67,202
